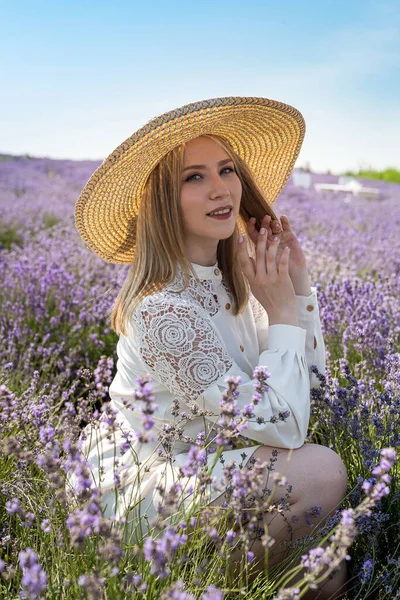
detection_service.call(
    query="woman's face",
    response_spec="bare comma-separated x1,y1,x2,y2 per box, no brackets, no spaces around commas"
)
180,136,242,262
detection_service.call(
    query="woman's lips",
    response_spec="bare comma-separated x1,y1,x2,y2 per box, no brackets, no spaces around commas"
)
206,208,233,220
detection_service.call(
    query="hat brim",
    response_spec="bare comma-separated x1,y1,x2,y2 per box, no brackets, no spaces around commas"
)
75,96,305,263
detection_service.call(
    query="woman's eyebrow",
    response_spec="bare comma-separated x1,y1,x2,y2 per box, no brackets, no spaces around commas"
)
183,158,233,172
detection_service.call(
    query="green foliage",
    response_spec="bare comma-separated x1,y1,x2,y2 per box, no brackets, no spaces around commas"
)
43,213,61,229
0,223,23,249
344,167,400,184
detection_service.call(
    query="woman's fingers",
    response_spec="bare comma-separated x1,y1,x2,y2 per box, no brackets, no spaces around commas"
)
247,217,258,244
266,219,275,244
247,215,272,245
271,219,282,235
278,246,290,274
242,214,291,280
255,227,268,275
280,214,292,231
266,236,280,276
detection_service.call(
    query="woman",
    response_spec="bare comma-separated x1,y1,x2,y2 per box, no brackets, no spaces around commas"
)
74,97,348,597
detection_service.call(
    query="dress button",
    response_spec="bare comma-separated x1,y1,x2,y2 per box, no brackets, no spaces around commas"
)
307,305,314,312
240,345,244,352
314,336,317,349
214,268,220,276
225,303,231,310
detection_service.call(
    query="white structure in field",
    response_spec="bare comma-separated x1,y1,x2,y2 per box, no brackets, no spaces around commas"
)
314,177,379,199
292,171,312,189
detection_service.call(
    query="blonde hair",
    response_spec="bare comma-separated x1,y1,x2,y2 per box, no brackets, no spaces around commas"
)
110,135,278,336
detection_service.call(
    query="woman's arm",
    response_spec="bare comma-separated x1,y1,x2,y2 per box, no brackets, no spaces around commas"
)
247,213,326,386
250,288,326,388
131,293,311,449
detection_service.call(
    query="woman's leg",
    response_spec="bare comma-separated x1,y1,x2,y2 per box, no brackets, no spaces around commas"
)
208,443,348,599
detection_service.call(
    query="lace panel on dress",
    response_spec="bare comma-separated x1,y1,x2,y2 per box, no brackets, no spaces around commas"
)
164,269,219,314
133,291,233,407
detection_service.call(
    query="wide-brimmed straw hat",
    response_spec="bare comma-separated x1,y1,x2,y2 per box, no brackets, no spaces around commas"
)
75,96,305,264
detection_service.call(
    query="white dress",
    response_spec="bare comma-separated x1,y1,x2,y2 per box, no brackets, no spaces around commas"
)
77,261,325,536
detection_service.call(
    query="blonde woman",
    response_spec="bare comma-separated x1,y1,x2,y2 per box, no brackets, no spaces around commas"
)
74,97,348,598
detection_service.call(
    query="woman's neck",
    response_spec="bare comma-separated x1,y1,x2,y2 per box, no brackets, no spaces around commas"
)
184,241,218,267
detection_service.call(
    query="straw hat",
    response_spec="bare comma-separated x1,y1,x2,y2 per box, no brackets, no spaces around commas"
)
75,96,305,263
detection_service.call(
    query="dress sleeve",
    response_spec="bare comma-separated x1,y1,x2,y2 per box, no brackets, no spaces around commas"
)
249,288,326,388
133,293,311,449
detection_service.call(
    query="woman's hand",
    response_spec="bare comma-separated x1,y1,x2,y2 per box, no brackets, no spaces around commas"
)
246,214,312,296
238,227,298,327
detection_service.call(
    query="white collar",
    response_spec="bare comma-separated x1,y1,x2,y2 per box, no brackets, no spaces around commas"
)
190,261,223,281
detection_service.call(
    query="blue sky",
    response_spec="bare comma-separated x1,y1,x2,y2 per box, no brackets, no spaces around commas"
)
1,0,399,173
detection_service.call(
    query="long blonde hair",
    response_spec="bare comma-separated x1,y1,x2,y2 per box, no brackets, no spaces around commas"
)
111,134,278,336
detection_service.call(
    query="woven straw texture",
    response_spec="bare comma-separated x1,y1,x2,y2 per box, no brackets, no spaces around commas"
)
75,96,305,263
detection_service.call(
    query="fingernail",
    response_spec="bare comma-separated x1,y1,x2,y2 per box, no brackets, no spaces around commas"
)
260,228,266,235
238,234,243,243
273,236,279,241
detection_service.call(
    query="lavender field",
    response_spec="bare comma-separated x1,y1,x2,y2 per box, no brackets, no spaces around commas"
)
0,156,400,599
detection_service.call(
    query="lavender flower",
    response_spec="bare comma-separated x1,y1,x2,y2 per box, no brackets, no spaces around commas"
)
92,355,114,400
18,548,47,600
6,497,24,516
273,588,300,600
133,375,158,442
143,525,188,578
159,580,195,600
179,444,207,477
215,376,250,446
78,573,105,600
202,586,224,600
298,448,396,590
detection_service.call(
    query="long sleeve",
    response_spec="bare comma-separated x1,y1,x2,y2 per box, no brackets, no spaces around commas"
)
132,293,311,449
249,287,326,388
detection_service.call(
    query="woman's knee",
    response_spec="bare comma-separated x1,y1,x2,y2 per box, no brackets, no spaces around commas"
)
303,443,348,501
252,443,347,504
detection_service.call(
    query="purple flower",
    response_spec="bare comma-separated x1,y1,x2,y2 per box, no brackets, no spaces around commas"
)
225,529,236,545
18,548,47,599
6,497,24,516
202,585,224,600
143,525,188,578
78,573,105,598
40,519,51,533
360,558,374,583
66,490,104,546
179,445,207,477
132,376,158,442
252,366,270,402
273,587,300,600
160,580,194,600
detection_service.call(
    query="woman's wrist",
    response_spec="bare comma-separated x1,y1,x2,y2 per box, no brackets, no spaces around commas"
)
268,313,299,327
290,269,312,296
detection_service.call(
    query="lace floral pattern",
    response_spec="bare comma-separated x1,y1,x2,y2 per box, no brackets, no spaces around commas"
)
133,289,233,406
163,268,235,316
132,269,267,406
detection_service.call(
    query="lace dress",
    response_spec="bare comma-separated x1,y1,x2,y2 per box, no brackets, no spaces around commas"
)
76,261,325,535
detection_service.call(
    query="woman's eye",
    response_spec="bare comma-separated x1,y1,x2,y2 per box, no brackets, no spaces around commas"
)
185,167,234,182
186,173,201,182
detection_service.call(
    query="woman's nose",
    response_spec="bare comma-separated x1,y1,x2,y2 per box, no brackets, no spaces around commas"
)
209,173,230,198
